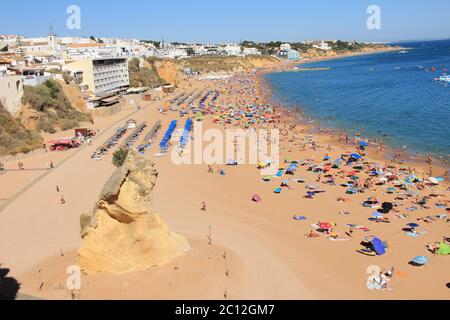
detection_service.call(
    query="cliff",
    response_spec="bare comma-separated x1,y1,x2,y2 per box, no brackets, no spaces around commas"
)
19,79,92,133
78,151,190,274
0,101,43,157
130,55,282,87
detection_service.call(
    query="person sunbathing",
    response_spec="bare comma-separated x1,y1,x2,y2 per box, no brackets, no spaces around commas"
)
337,197,351,202
305,230,320,238
426,242,441,254
328,232,339,239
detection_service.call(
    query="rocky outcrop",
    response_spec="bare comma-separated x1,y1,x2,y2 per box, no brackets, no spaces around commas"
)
78,151,190,274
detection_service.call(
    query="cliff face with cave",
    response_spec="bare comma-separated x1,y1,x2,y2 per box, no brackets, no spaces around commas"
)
78,151,190,274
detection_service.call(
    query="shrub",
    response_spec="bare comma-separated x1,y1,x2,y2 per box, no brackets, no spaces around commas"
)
112,149,128,167
80,214,93,235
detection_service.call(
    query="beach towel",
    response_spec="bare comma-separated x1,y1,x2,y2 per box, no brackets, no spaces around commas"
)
346,224,370,232
406,232,421,238
293,216,307,221
329,238,349,242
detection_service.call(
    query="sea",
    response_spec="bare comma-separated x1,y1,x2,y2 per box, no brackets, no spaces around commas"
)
265,40,450,160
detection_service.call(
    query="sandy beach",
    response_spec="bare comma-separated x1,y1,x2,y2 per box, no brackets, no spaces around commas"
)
0,64,448,300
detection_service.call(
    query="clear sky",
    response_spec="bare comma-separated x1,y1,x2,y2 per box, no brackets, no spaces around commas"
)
2,0,450,43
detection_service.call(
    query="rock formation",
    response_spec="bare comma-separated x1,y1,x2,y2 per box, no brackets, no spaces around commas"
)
78,151,190,274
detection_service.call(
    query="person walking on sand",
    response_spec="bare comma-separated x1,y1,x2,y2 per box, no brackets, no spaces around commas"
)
201,201,207,212
18,162,24,170
56,185,60,193
60,195,66,205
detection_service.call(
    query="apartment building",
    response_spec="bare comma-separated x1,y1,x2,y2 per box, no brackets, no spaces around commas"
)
64,57,129,97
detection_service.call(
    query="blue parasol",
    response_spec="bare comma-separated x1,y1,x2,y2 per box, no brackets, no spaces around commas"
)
411,256,429,265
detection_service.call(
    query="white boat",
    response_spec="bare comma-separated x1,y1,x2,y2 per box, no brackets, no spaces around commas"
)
398,50,409,54
434,74,450,83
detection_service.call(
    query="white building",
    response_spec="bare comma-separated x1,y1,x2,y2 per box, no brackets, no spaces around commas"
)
243,47,261,56
64,43,124,61
13,35,61,57
222,44,242,56
280,43,291,51
313,41,331,51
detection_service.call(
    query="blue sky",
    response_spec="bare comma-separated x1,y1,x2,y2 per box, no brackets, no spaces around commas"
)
2,0,450,42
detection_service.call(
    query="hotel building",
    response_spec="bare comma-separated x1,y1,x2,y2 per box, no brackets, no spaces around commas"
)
64,57,129,97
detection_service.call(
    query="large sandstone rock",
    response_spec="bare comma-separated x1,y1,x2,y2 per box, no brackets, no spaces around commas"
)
78,151,190,274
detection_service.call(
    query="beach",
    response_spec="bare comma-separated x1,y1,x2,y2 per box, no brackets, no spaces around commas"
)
0,61,449,300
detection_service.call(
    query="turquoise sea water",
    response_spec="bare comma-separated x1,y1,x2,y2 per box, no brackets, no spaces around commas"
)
265,40,450,158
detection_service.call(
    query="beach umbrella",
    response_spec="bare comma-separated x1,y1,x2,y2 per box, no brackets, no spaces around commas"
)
407,223,420,229
367,197,379,203
252,194,262,202
411,256,429,266
372,212,384,219
371,237,386,255
350,153,362,160
428,177,439,185
319,222,333,230
359,141,369,147
347,170,359,177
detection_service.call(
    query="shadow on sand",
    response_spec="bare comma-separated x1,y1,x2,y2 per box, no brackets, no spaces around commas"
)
0,265,21,300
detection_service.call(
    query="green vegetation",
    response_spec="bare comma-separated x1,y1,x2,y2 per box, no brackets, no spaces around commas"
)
89,35,104,43
0,101,43,156
22,80,92,133
128,57,166,88
80,213,93,235
141,40,161,48
330,41,366,52
112,148,128,167
241,40,383,56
